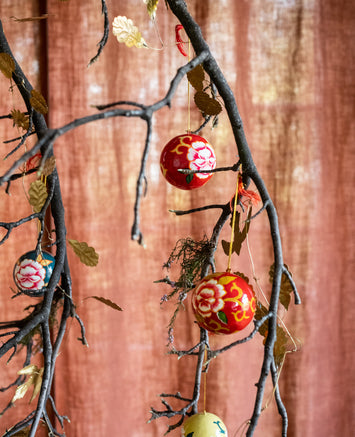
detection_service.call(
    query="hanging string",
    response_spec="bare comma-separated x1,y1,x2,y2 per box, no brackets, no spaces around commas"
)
227,174,240,272
203,344,207,412
187,38,191,133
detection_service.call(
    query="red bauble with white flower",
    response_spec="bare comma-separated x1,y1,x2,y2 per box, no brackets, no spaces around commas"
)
191,272,256,334
160,134,216,190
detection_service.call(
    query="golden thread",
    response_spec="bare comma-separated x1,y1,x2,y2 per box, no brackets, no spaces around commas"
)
203,344,207,412
227,175,240,272
187,39,191,133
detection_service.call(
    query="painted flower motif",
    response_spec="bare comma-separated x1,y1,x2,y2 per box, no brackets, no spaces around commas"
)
187,141,216,179
193,279,226,318
14,259,46,291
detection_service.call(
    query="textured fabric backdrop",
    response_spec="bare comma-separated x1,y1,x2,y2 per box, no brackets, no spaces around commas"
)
0,1,354,436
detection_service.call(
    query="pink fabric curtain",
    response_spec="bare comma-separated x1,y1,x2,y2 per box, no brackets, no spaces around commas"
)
0,1,354,436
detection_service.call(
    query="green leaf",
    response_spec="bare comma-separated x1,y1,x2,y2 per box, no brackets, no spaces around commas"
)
217,310,228,324
269,263,294,310
68,239,99,266
28,180,47,213
186,173,193,184
85,296,123,311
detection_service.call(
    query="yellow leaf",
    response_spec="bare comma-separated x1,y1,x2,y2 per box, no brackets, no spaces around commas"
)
85,296,123,311
0,53,15,79
30,367,43,402
38,155,56,177
68,239,99,267
28,180,48,213
12,365,43,404
143,0,159,19
112,16,148,48
17,364,38,375
12,377,33,402
194,91,222,116
187,65,205,91
11,109,29,130
30,89,48,114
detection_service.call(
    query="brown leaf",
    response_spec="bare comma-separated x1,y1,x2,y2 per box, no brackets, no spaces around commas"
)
221,209,252,256
10,428,30,437
0,52,15,79
28,180,47,213
30,89,48,114
68,239,99,267
85,296,123,311
269,263,294,310
255,301,288,367
194,91,222,116
11,109,29,130
39,156,56,177
187,64,205,91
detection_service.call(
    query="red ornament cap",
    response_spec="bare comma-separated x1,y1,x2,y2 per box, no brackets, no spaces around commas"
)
191,271,256,334
160,134,216,190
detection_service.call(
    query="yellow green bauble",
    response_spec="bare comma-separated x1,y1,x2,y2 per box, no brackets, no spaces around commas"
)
181,412,228,436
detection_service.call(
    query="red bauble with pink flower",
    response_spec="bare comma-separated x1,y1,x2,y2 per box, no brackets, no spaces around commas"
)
191,271,256,334
160,134,216,190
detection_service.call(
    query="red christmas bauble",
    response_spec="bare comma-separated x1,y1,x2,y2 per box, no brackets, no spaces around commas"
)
160,134,216,190
191,272,256,334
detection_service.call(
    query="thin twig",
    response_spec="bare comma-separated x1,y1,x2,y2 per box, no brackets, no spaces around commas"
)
88,0,109,66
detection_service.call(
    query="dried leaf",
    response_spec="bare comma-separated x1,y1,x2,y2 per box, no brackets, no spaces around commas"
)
269,264,294,310
30,367,43,402
0,52,15,79
12,365,43,404
68,239,99,267
194,91,222,116
12,378,33,402
86,296,123,311
187,65,205,91
144,0,159,19
221,209,252,256
11,109,29,130
17,364,38,375
39,156,56,177
10,427,30,437
30,89,48,114
255,301,288,367
28,180,47,213
112,16,147,48
233,271,250,284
